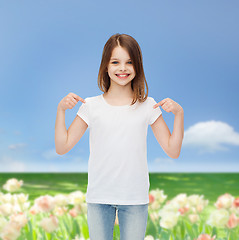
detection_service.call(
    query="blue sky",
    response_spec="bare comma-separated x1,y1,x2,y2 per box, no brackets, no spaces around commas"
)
0,0,238,172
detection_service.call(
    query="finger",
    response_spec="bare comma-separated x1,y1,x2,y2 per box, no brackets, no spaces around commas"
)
70,93,86,103
70,97,78,105
154,99,165,108
158,99,167,106
66,101,75,109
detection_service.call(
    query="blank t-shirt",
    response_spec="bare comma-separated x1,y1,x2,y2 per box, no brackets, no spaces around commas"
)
77,94,162,205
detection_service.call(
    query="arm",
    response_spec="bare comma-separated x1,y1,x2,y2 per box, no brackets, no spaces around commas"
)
151,98,184,159
168,109,184,158
55,93,88,155
55,107,68,155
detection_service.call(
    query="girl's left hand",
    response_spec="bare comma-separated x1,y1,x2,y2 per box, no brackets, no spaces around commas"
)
153,98,183,115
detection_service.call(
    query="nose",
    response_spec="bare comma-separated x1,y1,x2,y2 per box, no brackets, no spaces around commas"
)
119,63,127,71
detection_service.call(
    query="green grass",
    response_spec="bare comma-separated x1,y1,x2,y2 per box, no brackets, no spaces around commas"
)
0,173,238,204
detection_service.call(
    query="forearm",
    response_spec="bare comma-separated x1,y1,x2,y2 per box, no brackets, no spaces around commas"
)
55,106,68,154
168,110,184,158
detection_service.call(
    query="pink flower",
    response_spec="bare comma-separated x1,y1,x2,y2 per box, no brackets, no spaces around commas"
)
39,215,59,233
215,193,234,209
233,197,239,208
178,206,189,215
29,204,41,215
69,208,78,218
149,194,155,203
226,213,239,229
195,233,216,240
34,195,55,212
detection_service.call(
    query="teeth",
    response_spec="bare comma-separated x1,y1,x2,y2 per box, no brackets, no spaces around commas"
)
117,74,128,77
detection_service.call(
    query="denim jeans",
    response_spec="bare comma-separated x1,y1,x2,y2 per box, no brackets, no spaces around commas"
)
87,202,149,240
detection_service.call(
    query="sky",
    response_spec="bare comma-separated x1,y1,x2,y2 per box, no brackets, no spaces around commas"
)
0,0,239,173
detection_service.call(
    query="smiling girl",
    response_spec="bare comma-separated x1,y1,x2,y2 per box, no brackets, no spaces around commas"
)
55,33,184,240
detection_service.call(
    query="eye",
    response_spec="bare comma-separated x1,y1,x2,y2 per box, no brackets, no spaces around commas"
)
111,61,132,64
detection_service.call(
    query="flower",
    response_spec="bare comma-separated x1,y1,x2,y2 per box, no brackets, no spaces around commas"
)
9,212,29,229
0,221,21,240
145,235,154,240
226,213,239,228
232,197,239,208
0,203,13,216
54,194,69,207
39,215,59,233
148,189,167,210
54,206,68,216
149,211,160,222
178,206,190,215
34,195,55,212
68,191,86,205
69,207,78,217
195,233,216,240
2,178,23,192
159,211,179,229
207,208,230,228
0,217,8,232
29,204,41,215
188,214,200,223
215,193,234,209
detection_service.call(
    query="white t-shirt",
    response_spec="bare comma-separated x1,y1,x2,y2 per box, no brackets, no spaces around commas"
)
77,94,162,205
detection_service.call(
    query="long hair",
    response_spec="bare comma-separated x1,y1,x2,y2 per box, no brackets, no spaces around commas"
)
97,33,149,105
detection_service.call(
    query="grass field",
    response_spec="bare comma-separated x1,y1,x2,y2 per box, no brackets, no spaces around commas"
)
1,172,239,239
0,172,238,204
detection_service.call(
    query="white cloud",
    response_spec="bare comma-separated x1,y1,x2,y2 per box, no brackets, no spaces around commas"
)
8,143,27,150
0,156,26,172
183,120,239,153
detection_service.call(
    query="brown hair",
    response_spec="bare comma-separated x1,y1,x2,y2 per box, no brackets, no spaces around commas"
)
97,33,149,105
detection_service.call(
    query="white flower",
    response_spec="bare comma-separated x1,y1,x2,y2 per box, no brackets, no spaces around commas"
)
0,217,8,232
149,189,167,210
171,193,188,207
3,178,23,192
145,235,154,240
0,193,14,204
68,191,86,205
54,194,69,206
160,211,179,229
215,193,235,209
207,208,230,228
39,215,59,233
10,212,28,228
188,214,200,223
0,221,21,240
0,203,13,216
13,193,29,204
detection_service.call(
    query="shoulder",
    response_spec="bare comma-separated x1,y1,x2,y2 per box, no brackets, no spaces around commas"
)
144,96,157,105
83,95,102,109
84,94,101,103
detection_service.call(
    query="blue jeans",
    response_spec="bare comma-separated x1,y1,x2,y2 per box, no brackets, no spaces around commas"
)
87,203,148,240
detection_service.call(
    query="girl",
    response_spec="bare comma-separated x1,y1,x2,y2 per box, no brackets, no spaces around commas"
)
55,33,184,240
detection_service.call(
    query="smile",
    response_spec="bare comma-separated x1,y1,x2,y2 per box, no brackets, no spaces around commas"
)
116,74,130,79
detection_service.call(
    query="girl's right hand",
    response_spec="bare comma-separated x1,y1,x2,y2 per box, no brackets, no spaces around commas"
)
58,92,86,111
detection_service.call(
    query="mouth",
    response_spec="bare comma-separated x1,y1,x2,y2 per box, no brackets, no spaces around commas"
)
116,74,130,79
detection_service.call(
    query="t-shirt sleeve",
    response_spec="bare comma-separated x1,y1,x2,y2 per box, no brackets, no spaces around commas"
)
77,98,90,127
148,97,162,125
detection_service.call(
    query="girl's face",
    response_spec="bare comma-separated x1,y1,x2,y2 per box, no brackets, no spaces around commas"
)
107,46,136,87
